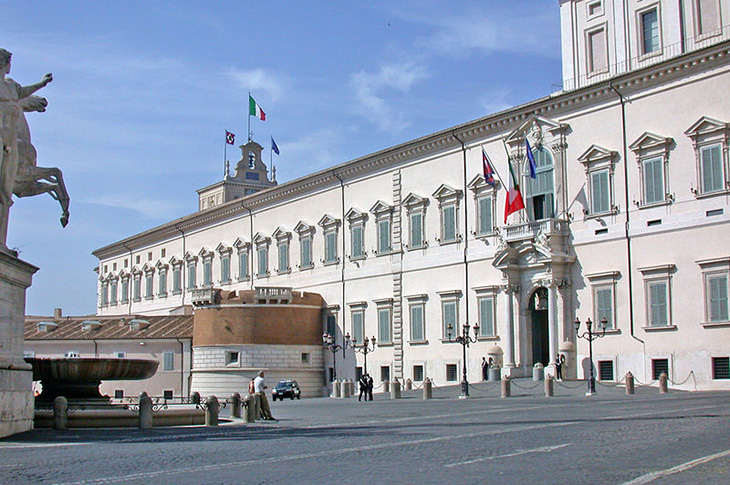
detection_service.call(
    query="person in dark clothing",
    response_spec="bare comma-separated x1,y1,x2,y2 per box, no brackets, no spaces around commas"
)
555,354,564,380
366,374,374,401
481,357,488,381
358,374,369,401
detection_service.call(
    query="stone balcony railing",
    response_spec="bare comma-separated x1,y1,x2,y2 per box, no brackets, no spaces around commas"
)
502,218,569,244
192,287,216,306
255,286,293,301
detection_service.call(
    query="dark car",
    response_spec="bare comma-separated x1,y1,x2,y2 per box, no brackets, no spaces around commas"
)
272,379,301,401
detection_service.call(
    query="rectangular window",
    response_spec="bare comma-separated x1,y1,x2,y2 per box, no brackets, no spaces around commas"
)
446,364,458,382
278,242,289,273
351,226,364,258
410,212,423,248
158,271,167,296
696,0,720,36
378,307,392,344
648,281,669,326
301,352,311,364
478,297,495,337
643,157,664,204
221,255,230,282
110,281,117,305
595,286,614,330
238,251,249,280
115,352,125,359
163,390,174,400
351,310,364,345
591,170,610,214
145,274,153,298
442,300,457,338
413,365,424,382
226,351,240,365
133,277,141,301
121,279,129,303
187,264,196,290
203,260,212,287
478,196,493,235
163,351,174,371
598,360,614,381
326,315,336,337
171,267,181,293
652,358,669,380
641,9,660,55
712,357,730,379
325,232,337,264
257,248,268,277
708,274,729,322
101,283,109,306
114,389,124,399
442,205,456,242
381,366,391,383
378,220,391,254
300,237,312,268
410,303,425,342
588,28,608,72
701,144,724,193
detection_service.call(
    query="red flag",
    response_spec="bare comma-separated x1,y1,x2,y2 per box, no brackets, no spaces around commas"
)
225,131,235,145
482,148,496,187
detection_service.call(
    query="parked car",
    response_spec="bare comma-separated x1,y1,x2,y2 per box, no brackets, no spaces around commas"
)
272,379,301,401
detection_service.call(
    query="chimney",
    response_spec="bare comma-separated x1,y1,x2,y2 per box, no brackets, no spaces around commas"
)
53,308,62,319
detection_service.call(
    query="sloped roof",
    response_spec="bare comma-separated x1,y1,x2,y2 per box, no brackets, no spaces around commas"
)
25,314,193,341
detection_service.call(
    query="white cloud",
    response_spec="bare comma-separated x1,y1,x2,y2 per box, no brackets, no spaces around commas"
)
478,87,514,115
350,62,428,132
227,68,288,102
84,194,185,220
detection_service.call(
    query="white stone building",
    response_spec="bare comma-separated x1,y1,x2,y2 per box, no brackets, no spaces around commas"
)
93,0,730,392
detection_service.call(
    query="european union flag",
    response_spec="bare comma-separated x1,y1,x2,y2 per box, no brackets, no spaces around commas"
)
271,137,280,155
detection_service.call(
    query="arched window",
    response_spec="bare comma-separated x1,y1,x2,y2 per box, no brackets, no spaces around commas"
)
526,147,555,220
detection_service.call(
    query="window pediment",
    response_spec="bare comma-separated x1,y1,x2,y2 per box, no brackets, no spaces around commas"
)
432,184,462,202
198,247,213,259
155,260,169,270
369,200,394,216
233,237,250,250
131,266,143,275
168,256,182,266
345,208,368,224
318,214,341,229
684,116,730,139
272,227,292,242
183,252,198,263
629,132,674,154
403,193,429,209
505,116,568,148
467,174,499,193
578,144,617,165
294,221,315,235
253,232,271,246
216,243,232,255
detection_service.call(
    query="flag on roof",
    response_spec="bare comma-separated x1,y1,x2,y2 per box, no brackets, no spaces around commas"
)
482,148,496,187
225,130,235,145
504,158,525,223
526,139,537,179
271,137,280,155
249,95,266,121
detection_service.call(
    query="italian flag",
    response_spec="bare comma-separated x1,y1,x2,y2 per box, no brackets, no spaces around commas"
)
249,95,266,121
504,158,525,223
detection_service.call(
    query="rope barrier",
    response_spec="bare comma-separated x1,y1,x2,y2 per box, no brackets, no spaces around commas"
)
554,379,588,389
668,370,695,387
510,380,542,390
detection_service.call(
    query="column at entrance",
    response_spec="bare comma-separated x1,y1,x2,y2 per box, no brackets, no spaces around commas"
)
547,283,558,367
501,284,519,375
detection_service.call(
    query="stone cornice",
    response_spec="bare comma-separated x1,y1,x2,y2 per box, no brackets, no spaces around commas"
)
93,40,730,259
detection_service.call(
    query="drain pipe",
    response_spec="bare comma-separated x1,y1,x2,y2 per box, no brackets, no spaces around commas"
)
332,170,347,377
452,131,471,329
241,203,254,289
173,223,186,307
122,242,134,315
609,81,647,382
176,338,186,397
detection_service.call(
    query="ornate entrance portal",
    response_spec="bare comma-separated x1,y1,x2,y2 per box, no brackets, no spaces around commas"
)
530,287,550,366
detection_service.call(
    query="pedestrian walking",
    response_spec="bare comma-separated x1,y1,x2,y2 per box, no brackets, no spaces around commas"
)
481,357,488,381
554,355,563,381
254,370,276,420
366,374,374,401
358,374,369,401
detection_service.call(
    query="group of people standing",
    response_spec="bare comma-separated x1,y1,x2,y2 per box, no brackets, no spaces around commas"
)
358,373,374,401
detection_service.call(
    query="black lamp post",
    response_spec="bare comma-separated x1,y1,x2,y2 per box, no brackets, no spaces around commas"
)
322,332,351,382
447,322,480,398
351,335,377,376
574,317,607,396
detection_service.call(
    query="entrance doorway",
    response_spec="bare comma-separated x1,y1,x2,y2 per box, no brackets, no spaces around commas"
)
529,287,550,366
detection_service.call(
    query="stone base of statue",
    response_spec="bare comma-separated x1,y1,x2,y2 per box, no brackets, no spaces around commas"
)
0,249,38,438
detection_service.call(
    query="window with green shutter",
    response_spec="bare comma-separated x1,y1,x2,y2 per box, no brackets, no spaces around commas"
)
701,144,723,193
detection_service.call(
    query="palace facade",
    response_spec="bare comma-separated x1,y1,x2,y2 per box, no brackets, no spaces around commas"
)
93,0,730,393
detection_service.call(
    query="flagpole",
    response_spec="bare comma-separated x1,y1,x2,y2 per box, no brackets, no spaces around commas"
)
248,91,252,141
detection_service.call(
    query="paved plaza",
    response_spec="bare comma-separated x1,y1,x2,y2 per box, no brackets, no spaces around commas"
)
1,380,730,484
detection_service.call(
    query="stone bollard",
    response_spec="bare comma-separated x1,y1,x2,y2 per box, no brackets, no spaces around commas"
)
53,396,68,430
245,394,258,422
625,372,635,395
501,376,511,398
405,378,412,391
422,377,433,399
340,380,351,398
489,366,500,382
230,392,241,419
139,392,153,429
349,379,355,396
383,380,390,393
390,378,401,400
205,395,219,426
190,391,200,405
545,375,554,397
659,372,668,394
533,363,544,381
332,380,341,398
241,394,252,423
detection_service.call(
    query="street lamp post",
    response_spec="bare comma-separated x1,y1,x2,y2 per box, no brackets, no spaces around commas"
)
447,322,480,398
574,317,607,396
322,332,351,382
350,336,376,376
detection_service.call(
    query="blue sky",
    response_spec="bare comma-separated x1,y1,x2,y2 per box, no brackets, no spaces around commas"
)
5,1,562,316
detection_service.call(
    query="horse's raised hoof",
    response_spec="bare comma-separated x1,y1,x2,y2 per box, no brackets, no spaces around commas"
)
60,216,68,227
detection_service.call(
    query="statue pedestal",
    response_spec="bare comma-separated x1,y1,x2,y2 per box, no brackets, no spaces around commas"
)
0,250,37,438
